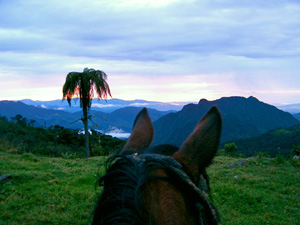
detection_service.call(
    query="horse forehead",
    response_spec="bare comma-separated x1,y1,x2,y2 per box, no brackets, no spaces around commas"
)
142,165,199,225
95,153,219,225
133,153,182,170
146,144,179,156
148,183,194,214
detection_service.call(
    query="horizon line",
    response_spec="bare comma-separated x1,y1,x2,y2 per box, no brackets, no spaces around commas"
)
1,96,300,106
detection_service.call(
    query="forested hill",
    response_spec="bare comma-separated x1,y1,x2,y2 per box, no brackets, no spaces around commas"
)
152,96,299,147
0,101,74,127
0,116,125,157
232,125,300,157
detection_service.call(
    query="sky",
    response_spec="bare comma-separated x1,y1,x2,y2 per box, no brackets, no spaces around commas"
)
0,0,300,105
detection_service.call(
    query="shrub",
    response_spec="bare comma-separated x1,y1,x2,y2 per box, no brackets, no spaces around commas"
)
217,149,227,156
22,153,40,162
272,153,286,165
61,151,84,159
289,157,300,167
91,145,107,156
255,152,271,158
291,144,300,156
224,143,237,156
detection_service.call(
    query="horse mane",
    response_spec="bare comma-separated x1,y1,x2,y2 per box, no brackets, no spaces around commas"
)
92,153,145,225
92,148,220,225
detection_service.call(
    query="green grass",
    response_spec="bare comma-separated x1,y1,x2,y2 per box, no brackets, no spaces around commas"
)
209,157,300,225
1,151,299,225
0,152,107,225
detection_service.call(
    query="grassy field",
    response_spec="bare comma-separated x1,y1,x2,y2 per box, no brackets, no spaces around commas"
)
209,156,300,224
1,151,299,225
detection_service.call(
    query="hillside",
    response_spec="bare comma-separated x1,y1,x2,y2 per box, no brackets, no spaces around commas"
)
90,107,173,132
230,125,300,157
152,96,300,147
294,113,300,121
0,101,75,128
0,116,125,157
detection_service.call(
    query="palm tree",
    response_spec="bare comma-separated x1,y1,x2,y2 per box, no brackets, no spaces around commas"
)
62,68,112,158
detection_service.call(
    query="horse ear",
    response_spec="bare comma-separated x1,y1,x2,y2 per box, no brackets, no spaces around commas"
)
173,106,222,182
121,108,154,154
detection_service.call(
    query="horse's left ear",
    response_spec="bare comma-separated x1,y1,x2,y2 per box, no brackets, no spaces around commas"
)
173,106,222,182
121,108,154,154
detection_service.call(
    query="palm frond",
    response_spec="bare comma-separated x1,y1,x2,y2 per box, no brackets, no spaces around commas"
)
62,68,112,108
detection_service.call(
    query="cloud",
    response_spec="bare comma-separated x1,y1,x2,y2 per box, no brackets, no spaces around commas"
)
2,0,299,60
129,103,150,107
0,0,300,104
93,103,120,108
55,107,65,110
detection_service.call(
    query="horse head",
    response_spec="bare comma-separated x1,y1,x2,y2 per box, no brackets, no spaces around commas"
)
93,106,222,225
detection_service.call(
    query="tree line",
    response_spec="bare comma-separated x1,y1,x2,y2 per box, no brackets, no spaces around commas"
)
0,115,125,158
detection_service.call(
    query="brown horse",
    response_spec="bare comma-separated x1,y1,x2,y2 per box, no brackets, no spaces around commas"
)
92,106,222,225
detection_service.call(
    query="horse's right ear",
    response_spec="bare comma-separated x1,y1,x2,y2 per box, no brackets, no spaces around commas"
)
121,108,154,154
173,106,222,182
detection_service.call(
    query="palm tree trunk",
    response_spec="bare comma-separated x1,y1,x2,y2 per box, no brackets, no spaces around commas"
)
82,105,90,158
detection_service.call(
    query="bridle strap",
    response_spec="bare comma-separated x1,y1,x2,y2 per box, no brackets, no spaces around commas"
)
131,153,220,225
167,165,220,225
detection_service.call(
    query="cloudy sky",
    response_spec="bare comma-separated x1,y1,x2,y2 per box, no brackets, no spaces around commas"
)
0,0,300,105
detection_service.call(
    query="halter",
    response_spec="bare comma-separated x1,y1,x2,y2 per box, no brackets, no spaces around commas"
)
129,153,221,225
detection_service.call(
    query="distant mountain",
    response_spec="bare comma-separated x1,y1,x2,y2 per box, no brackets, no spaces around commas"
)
0,101,75,128
294,113,300,121
2,97,299,149
152,96,300,147
20,98,189,113
277,103,300,114
88,107,172,132
0,101,170,133
231,125,300,157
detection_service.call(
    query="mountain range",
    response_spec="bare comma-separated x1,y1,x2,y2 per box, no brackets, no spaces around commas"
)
20,98,189,113
0,101,170,134
1,96,300,151
19,98,300,114
277,103,300,114
152,96,300,146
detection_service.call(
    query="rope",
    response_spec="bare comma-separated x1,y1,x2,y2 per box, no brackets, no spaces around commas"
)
131,153,220,225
